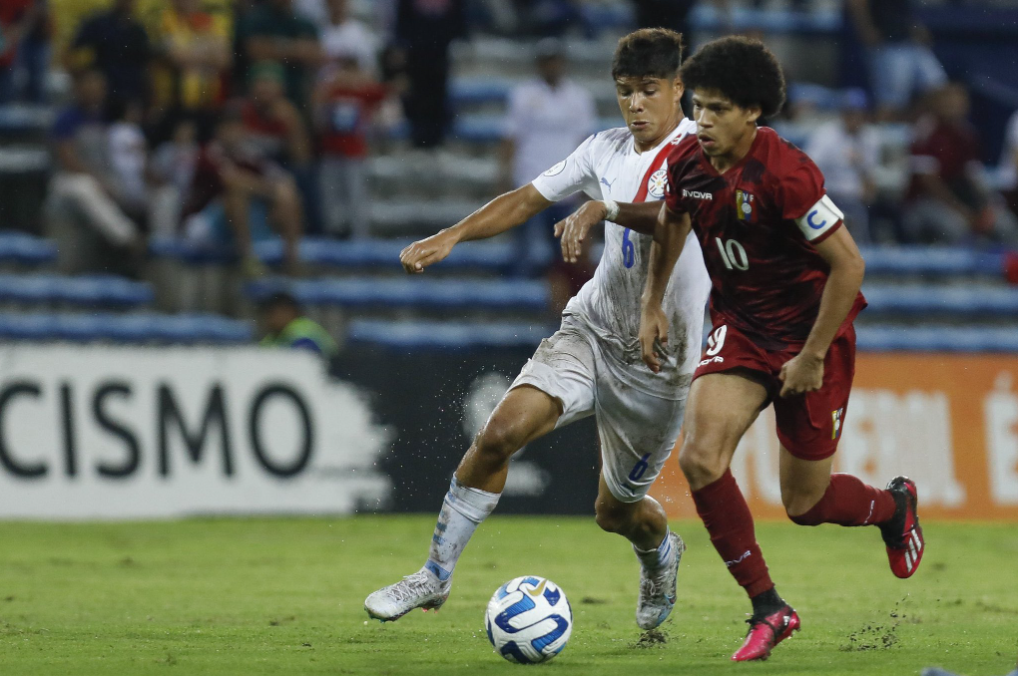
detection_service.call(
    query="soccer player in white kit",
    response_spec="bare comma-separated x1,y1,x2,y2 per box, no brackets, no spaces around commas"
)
364,29,710,631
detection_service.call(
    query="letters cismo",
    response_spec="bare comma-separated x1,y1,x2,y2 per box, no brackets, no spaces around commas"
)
0,380,314,480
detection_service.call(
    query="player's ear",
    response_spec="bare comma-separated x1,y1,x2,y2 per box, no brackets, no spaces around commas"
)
745,104,762,125
673,75,684,99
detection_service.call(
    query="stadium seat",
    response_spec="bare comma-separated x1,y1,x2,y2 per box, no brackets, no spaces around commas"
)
0,232,58,267
858,246,1006,277
0,312,252,344
856,325,1018,352
347,319,553,350
862,284,1018,317
0,274,153,308
246,277,549,312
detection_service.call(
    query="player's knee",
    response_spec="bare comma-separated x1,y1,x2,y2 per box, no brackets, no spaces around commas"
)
678,441,727,488
782,489,824,524
474,421,523,466
594,498,629,534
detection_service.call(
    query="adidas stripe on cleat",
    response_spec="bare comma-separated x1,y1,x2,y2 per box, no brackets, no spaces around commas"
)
881,476,925,579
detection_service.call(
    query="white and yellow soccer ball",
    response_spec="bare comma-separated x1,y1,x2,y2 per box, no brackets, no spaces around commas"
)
485,576,572,664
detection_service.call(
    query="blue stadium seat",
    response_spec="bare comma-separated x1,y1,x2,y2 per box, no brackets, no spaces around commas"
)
862,284,1018,317
858,246,1005,277
247,277,548,311
857,326,1018,353
149,237,236,265
0,312,252,344
0,274,153,308
0,233,57,267
347,319,553,350
450,78,513,106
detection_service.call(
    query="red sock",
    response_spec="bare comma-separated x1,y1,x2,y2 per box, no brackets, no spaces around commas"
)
691,470,774,598
789,473,896,527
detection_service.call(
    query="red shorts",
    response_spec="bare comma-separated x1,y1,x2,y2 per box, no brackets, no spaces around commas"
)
693,322,856,461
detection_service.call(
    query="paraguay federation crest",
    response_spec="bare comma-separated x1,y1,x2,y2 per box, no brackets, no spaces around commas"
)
647,168,668,199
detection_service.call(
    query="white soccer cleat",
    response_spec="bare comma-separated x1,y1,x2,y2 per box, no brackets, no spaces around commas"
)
364,567,452,622
636,532,685,630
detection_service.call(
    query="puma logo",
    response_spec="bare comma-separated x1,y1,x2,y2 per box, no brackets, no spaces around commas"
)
600,177,616,193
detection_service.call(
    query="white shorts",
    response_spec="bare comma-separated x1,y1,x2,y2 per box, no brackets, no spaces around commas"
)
511,317,686,503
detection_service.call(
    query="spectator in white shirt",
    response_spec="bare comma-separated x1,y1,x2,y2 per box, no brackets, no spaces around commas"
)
805,88,880,243
501,38,597,274
320,0,377,77
999,108,1018,218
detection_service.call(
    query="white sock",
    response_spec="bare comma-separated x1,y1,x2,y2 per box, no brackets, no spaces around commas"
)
424,477,500,581
633,529,675,572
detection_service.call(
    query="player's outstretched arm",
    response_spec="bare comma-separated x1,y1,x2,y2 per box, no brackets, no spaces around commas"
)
400,185,553,274
778,225,865,397
639,204,692,373
554,200,662,264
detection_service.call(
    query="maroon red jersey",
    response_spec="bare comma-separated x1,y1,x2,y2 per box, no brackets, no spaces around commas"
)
665,127,866,349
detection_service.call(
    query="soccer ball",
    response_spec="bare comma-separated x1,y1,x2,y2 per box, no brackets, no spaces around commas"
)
485,576,572,664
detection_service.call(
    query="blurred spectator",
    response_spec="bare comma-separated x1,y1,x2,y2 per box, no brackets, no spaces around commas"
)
314,53,387,239
241,61,313,167
0,0,49,104
903,84,1018,247
999,108,1018,217
148,0,232,139
107,100,149,217
633,0,696,37
258,291,338,360
47,70,143,274
396,0,467,148
68,0,152,107
237,0,321,108
846,0,947,121
150,119,200,239
804,89,879,243
184,107,303,276
501,38,595,272
320,0,378,75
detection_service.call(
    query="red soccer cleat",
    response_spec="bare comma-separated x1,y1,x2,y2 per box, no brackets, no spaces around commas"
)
731,604,800,662
880,476,924,579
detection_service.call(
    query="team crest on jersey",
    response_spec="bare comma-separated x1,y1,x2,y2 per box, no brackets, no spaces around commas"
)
736,190,755,222
543,160,567,177
647,168,668,199
831,407,845,440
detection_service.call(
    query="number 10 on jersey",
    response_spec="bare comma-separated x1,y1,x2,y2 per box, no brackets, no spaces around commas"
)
715,237,749,271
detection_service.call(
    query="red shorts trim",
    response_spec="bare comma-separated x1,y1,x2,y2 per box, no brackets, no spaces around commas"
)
693,323,856,461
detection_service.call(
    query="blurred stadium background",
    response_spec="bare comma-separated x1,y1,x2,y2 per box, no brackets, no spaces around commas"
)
0,0,1015,550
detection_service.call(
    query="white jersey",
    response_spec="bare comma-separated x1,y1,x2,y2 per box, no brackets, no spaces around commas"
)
531,119,710,400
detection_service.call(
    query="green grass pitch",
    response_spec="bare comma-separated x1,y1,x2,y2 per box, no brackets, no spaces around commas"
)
0,517,1015,675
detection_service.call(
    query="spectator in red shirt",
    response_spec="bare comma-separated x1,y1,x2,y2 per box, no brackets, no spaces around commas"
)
903,83,1018,246
241,60,312,167
313,52,386,238
184,107,303,276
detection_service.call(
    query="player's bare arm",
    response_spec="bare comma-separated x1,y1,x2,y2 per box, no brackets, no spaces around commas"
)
554,200,662,263
639,204,692,373
400,184,552,273
778,225,865,397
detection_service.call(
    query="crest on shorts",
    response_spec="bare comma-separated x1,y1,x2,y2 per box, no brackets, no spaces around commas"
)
831,407,845,440
647,168,668,199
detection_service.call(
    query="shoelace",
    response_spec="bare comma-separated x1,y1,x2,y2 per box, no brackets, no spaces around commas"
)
390,572,434,603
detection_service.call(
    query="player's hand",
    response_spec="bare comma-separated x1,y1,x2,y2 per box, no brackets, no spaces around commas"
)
639,303,669,374
778,352,825,397
554,201,607,264
399,230,456,274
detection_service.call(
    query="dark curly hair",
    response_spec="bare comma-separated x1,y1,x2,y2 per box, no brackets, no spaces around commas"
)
680,36,786,119
611,28,683,81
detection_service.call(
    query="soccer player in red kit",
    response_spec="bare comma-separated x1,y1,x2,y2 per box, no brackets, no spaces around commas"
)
633,37,925,661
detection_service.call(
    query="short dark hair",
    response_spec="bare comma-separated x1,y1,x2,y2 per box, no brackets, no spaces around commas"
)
258,291,301,312
680,36,786,119
611,28,683,81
